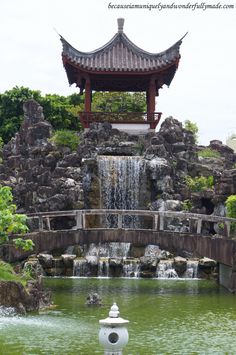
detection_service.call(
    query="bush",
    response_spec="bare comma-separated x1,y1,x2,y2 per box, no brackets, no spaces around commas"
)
226,195,236,218
184,120,199,143
225,195,236,233
51,130,80,151
182,199,193,211
198,148,221,159
185,175,214,192
0,185,34,251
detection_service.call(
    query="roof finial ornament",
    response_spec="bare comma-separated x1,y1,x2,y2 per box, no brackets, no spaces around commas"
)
117,18,124,33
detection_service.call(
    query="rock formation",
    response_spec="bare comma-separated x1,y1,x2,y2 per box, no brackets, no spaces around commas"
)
0,278,51,314
0,100,235,223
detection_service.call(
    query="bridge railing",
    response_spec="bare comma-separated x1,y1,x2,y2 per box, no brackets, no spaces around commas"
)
27,209,236,238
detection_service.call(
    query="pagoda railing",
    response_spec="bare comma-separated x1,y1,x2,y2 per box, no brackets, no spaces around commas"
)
79,112,162,129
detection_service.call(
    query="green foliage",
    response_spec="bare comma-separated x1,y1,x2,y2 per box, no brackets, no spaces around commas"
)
0,260,32,286
226,195,236,219
225,195,236,233
182,199,193,211
0,87,147,143
41,93,83,131
0,137,3,164
51,130,80,152
0,86,83,143
185,175,214,192
92,92,146,113
184,120,199,143
0,137,4,149
0,86,42,142
198,148,221,159
0,185,34,251
134,142,145,155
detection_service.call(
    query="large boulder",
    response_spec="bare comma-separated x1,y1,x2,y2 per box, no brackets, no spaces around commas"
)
173,256,187,275
0,279,51,314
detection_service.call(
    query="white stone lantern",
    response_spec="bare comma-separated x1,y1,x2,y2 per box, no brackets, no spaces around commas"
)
99,303,129,355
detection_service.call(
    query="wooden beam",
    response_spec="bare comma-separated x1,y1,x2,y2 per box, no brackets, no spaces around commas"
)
147,78,156,128
85,78,91,112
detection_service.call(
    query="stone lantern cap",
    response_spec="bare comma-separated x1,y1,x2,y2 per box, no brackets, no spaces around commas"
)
99,303,129,326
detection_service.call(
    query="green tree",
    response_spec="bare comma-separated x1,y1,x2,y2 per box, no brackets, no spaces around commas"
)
0,185,34,251
0,87,146,143
0,86,42,142
0,87,84,143
92,92,146,112
184,120,199,143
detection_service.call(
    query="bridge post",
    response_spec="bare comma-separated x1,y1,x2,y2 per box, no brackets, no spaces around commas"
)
196,219,202,234
118,213,123,229
38,216,44,231
189,219,195,233
153,214,159,230
223,221,231,238
159,214,164,231
75,211,83,229
82,212,86,229
45,217,51,231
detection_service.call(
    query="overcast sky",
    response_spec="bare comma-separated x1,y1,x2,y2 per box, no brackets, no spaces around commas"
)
0,0,235,145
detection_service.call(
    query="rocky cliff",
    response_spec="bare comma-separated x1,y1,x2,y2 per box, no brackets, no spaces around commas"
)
0,100,236,220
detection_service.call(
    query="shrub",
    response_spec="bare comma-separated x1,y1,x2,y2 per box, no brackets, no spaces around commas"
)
0,185,34,251
225,195,236,233
182,199,193,211
185,175,214,192
226,195,236,218
184,120,199,143
51,130,80,151
198,148,221,159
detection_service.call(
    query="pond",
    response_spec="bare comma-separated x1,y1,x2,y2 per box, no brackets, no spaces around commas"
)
0,278,236,354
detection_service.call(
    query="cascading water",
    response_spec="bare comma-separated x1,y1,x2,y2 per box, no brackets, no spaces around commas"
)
157,260,178,279
97,156,144,227
183,260,199,278
73,243,133,277
72,243,199,279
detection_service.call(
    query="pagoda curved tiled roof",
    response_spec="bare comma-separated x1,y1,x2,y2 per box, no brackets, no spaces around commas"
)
61,31,185,73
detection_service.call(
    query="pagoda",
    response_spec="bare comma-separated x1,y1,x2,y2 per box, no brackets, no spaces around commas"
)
61,18,185,133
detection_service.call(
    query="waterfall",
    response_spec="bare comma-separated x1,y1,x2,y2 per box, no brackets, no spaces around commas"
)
156,259,199,279
123,259,140,277
73,242,133,277
157,260,178,279
183,260,199,278
97,156,144,227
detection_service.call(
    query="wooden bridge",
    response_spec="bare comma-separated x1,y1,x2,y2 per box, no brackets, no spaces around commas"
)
27,208,234,237
9,209,234,264
6,209,236,291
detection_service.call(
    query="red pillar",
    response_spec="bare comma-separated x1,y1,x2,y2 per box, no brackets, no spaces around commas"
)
147,79,156,128
147,80,156,115
85,78,91,112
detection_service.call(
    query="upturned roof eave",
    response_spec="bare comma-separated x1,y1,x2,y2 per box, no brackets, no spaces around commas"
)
60,31,185,60
62,54,179,76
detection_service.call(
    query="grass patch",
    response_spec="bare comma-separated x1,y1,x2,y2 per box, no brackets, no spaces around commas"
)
0,260,30,287
198,148,221,159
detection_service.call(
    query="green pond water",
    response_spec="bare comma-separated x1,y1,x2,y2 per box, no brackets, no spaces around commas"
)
0,278,236,355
